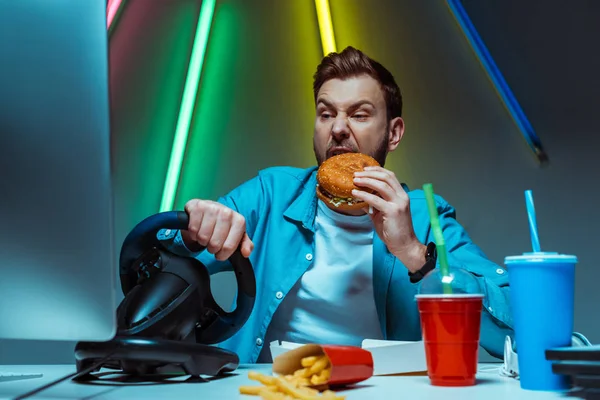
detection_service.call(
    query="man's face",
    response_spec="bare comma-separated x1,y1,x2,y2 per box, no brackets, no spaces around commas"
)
313,75,391,166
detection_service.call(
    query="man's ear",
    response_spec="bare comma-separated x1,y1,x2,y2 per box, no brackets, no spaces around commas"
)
387,117,404,152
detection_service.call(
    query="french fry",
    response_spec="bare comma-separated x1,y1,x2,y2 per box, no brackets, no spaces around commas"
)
259,388,291,400
296,377,310,386
308,356,329,376
249,370,277,386
293,367,310,378
297,385,319,396
321,390,341,399
310,367,331,385
301,356,319,368
274,376,316,400
240,354,345,400
240,385,267,395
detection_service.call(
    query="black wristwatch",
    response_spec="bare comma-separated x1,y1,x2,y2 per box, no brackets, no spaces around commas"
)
408,242,437,283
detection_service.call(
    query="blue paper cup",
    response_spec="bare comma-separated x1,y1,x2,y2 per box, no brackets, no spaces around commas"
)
504,252,577,391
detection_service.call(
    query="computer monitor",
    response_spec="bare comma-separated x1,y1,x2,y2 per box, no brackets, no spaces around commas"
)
0,0,117,342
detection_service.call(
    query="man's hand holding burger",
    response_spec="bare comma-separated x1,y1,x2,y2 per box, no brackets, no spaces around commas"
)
181,199,254,261
352,166,427,273
315,153,427,273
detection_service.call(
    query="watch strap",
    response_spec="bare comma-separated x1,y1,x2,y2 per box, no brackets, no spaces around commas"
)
408,242,437,283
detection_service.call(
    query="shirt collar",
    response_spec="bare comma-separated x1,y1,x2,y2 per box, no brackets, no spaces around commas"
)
283,167,319,232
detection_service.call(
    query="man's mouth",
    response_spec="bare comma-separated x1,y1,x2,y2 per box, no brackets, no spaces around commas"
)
327,147,355,158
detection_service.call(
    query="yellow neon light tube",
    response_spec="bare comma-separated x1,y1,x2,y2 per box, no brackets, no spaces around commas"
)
315,0,336,55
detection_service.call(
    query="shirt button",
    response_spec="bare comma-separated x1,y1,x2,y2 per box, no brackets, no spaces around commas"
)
305,253,313,261
256,338,263,346
496,268,505,275
275,291,283,300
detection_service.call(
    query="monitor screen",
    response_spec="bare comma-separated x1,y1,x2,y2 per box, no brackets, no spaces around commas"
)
0,0,117,342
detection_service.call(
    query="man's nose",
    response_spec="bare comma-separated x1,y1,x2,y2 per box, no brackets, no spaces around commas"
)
331,116,350,141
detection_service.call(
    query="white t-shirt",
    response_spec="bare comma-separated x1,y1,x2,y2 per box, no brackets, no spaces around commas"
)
261,200,384,361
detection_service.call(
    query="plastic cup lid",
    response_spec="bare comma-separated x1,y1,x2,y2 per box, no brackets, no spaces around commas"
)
415,293,484,299
504,252,577,264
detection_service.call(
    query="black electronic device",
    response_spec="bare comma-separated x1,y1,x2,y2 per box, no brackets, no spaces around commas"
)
74,211,256,379
547,345,600,399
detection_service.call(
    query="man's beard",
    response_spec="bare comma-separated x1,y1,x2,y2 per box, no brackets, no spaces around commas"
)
370,135,388,167
314,128,389,167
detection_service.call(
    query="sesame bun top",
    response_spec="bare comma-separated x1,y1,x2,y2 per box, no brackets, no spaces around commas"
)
317,152,380,198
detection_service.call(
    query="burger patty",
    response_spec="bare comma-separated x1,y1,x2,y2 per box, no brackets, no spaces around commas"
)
317,184,361,207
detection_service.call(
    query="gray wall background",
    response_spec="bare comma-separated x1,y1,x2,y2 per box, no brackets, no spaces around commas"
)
2,0,598,364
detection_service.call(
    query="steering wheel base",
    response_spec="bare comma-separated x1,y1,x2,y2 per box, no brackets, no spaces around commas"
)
74,336,239,379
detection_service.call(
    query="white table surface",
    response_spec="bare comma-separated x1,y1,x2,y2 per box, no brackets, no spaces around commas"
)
0,363,572,400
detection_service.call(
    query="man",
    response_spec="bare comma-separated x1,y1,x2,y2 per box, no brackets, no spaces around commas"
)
164,46,513,364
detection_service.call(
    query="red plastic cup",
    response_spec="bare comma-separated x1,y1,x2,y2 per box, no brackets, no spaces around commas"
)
416,294,484,386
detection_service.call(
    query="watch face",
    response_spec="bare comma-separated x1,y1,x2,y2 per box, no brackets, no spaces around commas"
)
426,242,437,259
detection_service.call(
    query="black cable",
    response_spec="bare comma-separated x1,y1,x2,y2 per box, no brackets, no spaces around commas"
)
13,354,114,400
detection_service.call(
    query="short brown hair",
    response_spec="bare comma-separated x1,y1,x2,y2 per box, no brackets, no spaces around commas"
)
313,46,403,119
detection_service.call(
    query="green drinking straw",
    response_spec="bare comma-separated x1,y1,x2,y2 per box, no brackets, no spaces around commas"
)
423,183,453,294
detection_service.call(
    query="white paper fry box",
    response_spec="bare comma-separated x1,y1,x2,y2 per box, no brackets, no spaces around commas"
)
361,339,427,376
269,340,304,360
269,339,427,376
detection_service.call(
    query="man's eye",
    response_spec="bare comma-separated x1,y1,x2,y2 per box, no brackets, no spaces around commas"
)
320,113,332,119
353,114,368,121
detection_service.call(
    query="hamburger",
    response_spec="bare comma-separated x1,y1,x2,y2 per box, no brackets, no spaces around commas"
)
316,152,380,211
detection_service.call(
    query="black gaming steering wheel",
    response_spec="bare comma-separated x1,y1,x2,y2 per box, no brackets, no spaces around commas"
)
117,211,256,345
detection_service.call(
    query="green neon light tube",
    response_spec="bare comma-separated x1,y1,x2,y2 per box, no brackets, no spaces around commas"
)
160,0,216,212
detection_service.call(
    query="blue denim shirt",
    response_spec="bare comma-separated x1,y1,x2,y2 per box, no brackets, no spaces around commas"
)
165,166,513,363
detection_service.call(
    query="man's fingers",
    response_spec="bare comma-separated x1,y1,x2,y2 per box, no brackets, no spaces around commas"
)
353,176,396,201
181,199,251,260
187,210,203,239
207,215,232,256
362,205,376,217
354,168,404,194
352,189,388,212
240,233,254,258
196,211,217,247
215,215,247,261
184,199,200,215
